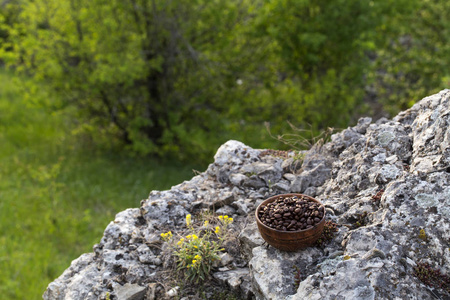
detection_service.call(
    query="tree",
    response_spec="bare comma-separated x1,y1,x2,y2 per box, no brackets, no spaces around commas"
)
2,0,254,161
246,0,384,130
372,0,450,115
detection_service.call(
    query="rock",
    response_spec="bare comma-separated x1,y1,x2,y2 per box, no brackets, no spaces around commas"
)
232,199,252,215
165,286,179,298
283,173,296,181
249,246,323,300
229,173,247,186
215,205,236,216
272,180,291,193
114,283,146,300
238,222,264,260
44,90,450,300
281,157,303,173
213,268,253,299
243,175,267,189
206,191,235,209
217,252,233,267
213,140,260,167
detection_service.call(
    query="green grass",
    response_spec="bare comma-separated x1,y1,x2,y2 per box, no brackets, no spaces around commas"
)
0,69,204,299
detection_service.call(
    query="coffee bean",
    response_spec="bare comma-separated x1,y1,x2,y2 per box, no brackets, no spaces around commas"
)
258,196,324,231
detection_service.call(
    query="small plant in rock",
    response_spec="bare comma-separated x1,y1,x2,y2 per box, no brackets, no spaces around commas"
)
315,221,338,247
292,265,304,289
418,228,428,242
160,214,233,283
414,262,450,294
345,211,369,230
265,121,335,151
372,189,384,205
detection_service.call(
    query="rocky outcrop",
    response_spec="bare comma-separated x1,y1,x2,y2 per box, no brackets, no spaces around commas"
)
44,90,450,300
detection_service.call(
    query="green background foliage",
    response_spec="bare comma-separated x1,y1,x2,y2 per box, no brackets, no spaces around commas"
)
0,0,449,298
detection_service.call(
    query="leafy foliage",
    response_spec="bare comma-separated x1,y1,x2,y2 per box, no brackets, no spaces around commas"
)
1,0,254,161
1,0,450,160
371,0,450,115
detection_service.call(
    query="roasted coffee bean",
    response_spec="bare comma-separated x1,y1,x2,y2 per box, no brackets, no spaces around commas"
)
258,195,325,231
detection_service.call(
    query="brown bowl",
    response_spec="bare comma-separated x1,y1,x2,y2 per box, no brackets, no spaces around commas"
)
255,193,326,251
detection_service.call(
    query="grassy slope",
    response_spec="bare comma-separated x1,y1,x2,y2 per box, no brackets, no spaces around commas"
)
0,69,203,299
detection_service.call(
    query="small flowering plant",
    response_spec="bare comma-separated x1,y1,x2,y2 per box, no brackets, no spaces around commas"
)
160,213,233,282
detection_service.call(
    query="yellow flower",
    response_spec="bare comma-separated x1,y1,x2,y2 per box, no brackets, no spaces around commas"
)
215,226,221,234
204,220,209,227
218,215,223,220
229,218,233,223
192,259,197,264
186,214,192,226
224,215,229,219
160,231,172,241
186,235,192,239
192,234,198,240
177,238,185,246
194,254,202,260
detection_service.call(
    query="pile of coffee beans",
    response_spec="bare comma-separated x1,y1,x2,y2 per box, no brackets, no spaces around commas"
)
258,195,325,231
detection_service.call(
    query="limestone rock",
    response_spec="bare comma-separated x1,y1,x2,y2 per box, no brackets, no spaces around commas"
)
114,283,146,300
44,90,450,300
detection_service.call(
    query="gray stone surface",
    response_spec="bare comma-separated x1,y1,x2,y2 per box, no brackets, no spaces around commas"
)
44,90,450,300
114,283,146,300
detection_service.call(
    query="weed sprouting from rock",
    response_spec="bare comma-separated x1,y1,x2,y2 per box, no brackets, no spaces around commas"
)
413,262,450,294
292,265,303,289
315,221,338,247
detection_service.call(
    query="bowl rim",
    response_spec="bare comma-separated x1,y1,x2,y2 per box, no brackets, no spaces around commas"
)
255,193,326,233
